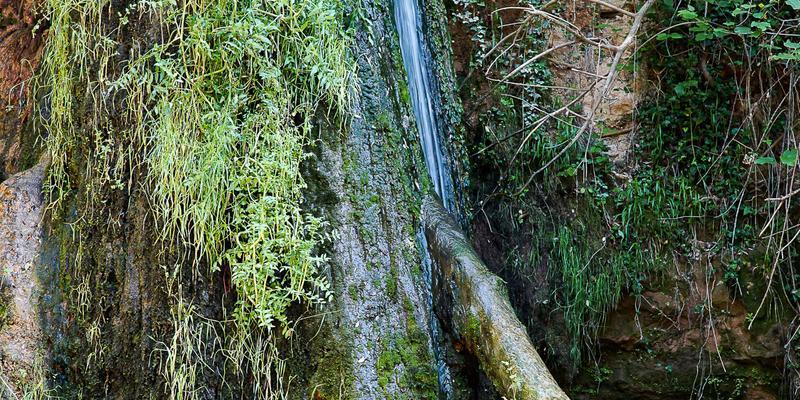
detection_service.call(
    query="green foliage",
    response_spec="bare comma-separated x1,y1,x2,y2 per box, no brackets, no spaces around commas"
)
155,269,221,400
454,0,798,370
663,0,800,61
644,0,797,226
134,0,352,332
20,356,58,400
37,0,117,208
40,0,353,328
36,0,355,396
465,313,481,338
531,0,800,368
642,0,799,255
554,218,664,364
453,0,668,367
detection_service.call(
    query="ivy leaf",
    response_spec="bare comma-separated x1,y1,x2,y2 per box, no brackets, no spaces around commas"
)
678,8,698,20
786,41,800,49
781,149,798,166
773,52,799,61
788,0,800,10
695,32,713,41
751,21,771,31
755,157,776,165
734,26,753,35
673,79,698,96
656,32,684,40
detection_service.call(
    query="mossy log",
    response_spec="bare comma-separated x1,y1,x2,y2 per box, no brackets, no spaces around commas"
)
422,195,569,400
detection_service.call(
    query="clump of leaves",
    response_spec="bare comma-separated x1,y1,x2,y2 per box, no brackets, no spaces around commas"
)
40,0,353,335
135,0,353,331
642,0,798,271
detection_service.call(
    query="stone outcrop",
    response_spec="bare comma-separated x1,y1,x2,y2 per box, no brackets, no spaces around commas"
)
571,249,785,400
548,0,640,168
0,160,46,396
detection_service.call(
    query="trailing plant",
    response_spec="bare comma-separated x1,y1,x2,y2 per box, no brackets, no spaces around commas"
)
20,355,58,400
128,0,352,332
35,0,355,396
155,268,221,400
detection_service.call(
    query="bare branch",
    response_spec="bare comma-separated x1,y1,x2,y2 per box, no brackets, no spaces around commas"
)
588,0,636,18
514,0,656,193
501,40,576,81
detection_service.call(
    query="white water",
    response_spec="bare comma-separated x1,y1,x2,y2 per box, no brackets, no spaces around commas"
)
394,0,455,210
394,0,456,397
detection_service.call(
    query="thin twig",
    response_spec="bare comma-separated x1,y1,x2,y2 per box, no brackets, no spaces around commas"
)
515,0,656,195
588,0,636,17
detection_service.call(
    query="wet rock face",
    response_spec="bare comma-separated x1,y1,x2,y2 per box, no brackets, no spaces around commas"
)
0,0,43,99
547,0,638,169
0,161,46,396
571,252,785,400
287,1,443,398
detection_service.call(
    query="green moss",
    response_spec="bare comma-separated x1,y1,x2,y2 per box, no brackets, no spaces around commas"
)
376,344,401,388
347,285,359,301
0,294,11,330
386,264,398,299
409,262,422,278
390,39,411,107
375,111,392,132
465,313,481,339
308,338,357,400
402,297,414,314
375,299,438,399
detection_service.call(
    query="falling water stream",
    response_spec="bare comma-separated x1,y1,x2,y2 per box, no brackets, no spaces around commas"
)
394,0,455,210
393,0,455,397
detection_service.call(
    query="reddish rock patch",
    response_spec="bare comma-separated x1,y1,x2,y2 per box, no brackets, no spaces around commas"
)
0,0,45,177
0,0,44,104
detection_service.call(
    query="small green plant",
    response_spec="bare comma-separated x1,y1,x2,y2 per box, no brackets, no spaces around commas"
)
154,267,218,400
19,355,58,400
591,366,613,384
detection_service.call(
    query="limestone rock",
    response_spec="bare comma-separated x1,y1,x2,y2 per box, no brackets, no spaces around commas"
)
0,160,46,396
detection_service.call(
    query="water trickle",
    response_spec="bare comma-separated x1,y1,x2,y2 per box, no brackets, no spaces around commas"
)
393,0,456,397
394,0,455,211
417,226,454,398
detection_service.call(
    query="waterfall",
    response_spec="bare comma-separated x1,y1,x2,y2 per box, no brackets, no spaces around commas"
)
393,0,456,397
394,0,455,211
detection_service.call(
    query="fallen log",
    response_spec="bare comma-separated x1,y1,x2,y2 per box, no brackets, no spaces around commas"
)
422,195,569,400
